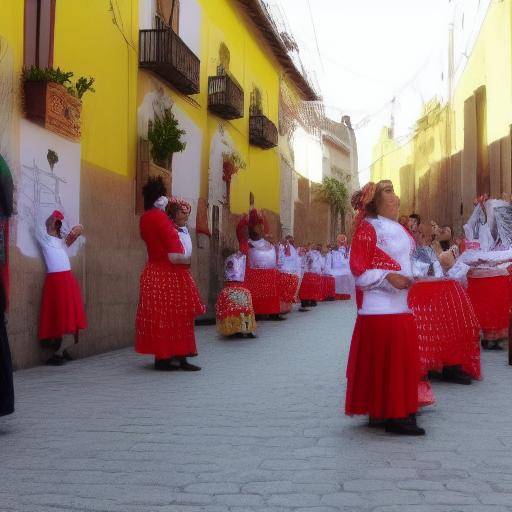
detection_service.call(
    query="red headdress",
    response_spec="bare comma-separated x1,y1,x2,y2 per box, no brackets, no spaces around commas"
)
248,207,269,234
169,196,192,214
52,210,64,221
351,182,377,230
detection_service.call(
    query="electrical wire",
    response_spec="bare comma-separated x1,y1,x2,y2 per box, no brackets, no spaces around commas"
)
305,0,325,73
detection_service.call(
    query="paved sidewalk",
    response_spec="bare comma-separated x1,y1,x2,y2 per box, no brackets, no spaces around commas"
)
1,300,512,512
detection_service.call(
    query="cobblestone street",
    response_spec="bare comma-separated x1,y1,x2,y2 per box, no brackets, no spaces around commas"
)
2,300,512,511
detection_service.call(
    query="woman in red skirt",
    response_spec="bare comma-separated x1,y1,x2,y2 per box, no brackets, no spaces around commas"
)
36,210,87,366
135,177,205,371
243,209,284,320
346,180,425,436
299,245,324,308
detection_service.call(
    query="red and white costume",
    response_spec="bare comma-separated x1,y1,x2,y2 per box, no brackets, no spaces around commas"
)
277,242,300,312
244,236,282,315
346,216,427,419
299,249,324,302
135,208,205,359
36,213,87,340
330,246,354,300
321,252,336,301
216,253,256,336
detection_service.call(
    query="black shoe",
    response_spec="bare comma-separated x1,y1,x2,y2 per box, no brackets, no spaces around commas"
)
46,355,65,366
268,314,285,321
481,339,490,350
368,417,386,429
179,360,201,372
311,301,318,307
442,365,472,385
245,333,257,339
491,341,504,351
154,359,179,371
62,350,74,362
385,419,425,436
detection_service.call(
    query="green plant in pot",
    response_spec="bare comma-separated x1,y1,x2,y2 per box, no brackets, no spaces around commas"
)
23,66,95,99
148,108,187,169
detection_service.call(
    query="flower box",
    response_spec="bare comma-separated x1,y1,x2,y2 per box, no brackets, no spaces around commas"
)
23,81,82,141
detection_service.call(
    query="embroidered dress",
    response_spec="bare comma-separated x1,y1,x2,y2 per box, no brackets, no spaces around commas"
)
135,209,205,359
216,253,256,336
345,217,430,419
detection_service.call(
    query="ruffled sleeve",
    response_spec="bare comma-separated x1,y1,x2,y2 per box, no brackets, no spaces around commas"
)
350,220,401,290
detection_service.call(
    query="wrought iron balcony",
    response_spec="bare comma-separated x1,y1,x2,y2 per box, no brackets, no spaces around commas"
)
208,74,244,120
139,28,200,95
249,114,278,149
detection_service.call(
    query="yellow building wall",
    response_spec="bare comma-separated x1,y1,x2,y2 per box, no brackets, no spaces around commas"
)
0,1,23,79
54,0,139,177
452,0,512,152
371,0,511,210
138,0,281,215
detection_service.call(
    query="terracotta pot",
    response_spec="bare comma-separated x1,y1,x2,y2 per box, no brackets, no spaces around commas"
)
23,81,82,141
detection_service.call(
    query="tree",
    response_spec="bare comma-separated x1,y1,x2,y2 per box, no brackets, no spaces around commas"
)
318,176,349,239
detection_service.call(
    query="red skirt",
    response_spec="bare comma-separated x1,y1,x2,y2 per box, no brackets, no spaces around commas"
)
243,268,281,315
345,313,421,419
322,275,336,300
38,271,87,340
135,262,205,359
278,272,299,304
409,279,481,379
299,272,324,301
467,273,510,340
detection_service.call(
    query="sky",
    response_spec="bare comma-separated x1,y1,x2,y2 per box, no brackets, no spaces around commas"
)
270,0,466,184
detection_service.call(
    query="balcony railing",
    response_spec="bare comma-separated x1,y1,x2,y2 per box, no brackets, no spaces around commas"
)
208,74,244,120
249,114,278,149
139,28,200,95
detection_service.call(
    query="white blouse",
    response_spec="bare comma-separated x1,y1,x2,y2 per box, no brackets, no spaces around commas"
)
35,225,71,274
356,216,414,315
277,244,301,275
248,238,277,269
331,248,350,276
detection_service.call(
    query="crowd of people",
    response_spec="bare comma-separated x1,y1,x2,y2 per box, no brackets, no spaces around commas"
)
2,175,512,439
346,181,512,436
136,176,355,370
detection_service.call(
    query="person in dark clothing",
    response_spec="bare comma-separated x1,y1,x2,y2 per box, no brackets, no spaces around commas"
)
0,154,13,417
0,276,14,417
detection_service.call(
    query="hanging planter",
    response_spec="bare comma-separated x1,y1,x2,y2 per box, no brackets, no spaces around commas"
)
222,151,246,202
22,66,95,142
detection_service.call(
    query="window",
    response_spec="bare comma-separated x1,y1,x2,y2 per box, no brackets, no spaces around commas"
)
24,0,56,68
155,0,180,32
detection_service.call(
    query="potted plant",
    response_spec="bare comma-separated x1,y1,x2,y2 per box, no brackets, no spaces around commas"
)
147,108,187,169
22,66,95,141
